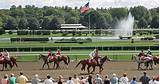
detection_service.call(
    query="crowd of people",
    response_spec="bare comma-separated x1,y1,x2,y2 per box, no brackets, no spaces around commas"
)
0,71,159,84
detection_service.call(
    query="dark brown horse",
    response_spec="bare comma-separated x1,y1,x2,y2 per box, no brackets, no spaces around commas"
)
0,57,17,71
75,56,110,73
39,54,70,69
153,55,159,65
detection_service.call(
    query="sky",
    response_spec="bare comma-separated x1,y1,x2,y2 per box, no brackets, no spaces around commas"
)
0,0,159,9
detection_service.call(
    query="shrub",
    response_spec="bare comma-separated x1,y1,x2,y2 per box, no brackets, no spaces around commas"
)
17,30,28,35
0,28,5,35
8,31,13,34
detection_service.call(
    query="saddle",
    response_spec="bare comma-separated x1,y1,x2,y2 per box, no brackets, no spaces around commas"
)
88,59,96,63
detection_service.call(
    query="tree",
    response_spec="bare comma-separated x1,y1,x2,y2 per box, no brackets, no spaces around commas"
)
27,18,40,30
111,17,119,29
95,15,109,29
150,16,159,28
0,17,3,27
48,17,61,30
130,6,148,20
18,18,28,29
66,17,78,24
137,18,148,28
102,12,113,23
41,18,50,29
4,17,18,30
109,8,128,19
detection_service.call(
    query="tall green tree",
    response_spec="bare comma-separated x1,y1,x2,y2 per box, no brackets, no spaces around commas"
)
66,17,78,24
109,8,128,19
137,18,148,28
150,16,159,28
4,17,18,30
18,18,28,29
41,18,50,29
130,6,148,20
48,17,61,30
95,15,109,29
27,18,40,30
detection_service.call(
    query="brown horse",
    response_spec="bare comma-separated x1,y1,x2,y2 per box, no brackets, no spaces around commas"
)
75,56,111,73
39,54,70,69
0,57,17,71
153,55,159,65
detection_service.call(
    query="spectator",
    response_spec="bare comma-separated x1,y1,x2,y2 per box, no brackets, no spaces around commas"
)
140,71,150,84
17,72,28,84
94,74,103,84
31,74,41,84
44,75,53,84
72,74,80,84
104,75,110,84
130,76,137,84
57,75,63,84
9,73,16,84
149,76,159,84
79,76,85,84
110,73,118,84
1,74,9,84
88,75,93,84
66,77,74,84
119,73,129,84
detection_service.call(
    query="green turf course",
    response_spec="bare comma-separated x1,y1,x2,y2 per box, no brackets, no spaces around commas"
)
0,41,158,47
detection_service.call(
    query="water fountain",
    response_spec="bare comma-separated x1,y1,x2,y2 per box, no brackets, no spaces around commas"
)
114,12,134,38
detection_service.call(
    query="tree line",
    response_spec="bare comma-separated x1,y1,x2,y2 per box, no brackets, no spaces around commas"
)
0,5,159,31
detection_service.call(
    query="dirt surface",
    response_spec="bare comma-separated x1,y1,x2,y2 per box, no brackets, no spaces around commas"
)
0,60,159,81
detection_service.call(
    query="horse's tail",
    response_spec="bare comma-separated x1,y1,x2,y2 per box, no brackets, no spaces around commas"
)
74,60,82,69
67,56,70,64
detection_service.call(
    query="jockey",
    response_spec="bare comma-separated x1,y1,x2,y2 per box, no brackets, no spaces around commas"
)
94,49,101,64
89,49,96,59
56,49,61,61
89,49,100,64
146,49,152,56
3,50,10,61
0,52,4,60
47,49,52,62
138,49,145,57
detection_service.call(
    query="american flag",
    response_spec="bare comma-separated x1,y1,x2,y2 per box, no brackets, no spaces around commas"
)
80,2,90,14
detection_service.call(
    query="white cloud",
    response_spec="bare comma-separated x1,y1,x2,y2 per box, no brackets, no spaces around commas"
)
0,0,159,9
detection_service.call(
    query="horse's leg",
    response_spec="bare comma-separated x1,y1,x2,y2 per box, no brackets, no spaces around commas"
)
99,66,103,74
47,62,50,69
138,63,140,70
56,62,60,69
81,64,86,71
150,61,153,70
53,62,56,69
87,65,91,73
91,66,95,74
63,59,68,68
2,63,4,71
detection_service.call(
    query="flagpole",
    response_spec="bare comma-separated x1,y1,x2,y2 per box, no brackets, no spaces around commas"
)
88,14,90,35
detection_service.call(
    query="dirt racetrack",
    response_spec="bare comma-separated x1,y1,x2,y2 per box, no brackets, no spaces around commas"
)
0,60,159,81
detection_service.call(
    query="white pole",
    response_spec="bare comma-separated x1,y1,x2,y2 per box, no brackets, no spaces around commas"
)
88,14,90,34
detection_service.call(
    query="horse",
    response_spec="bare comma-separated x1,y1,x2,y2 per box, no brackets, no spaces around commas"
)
0,56,17,71
131,55,153,70
152,55,159,65
39,54,70,69
75,56,111,74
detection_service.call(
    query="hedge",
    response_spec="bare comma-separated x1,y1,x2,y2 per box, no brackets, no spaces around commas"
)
11,37,49,42
0,46,158,52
